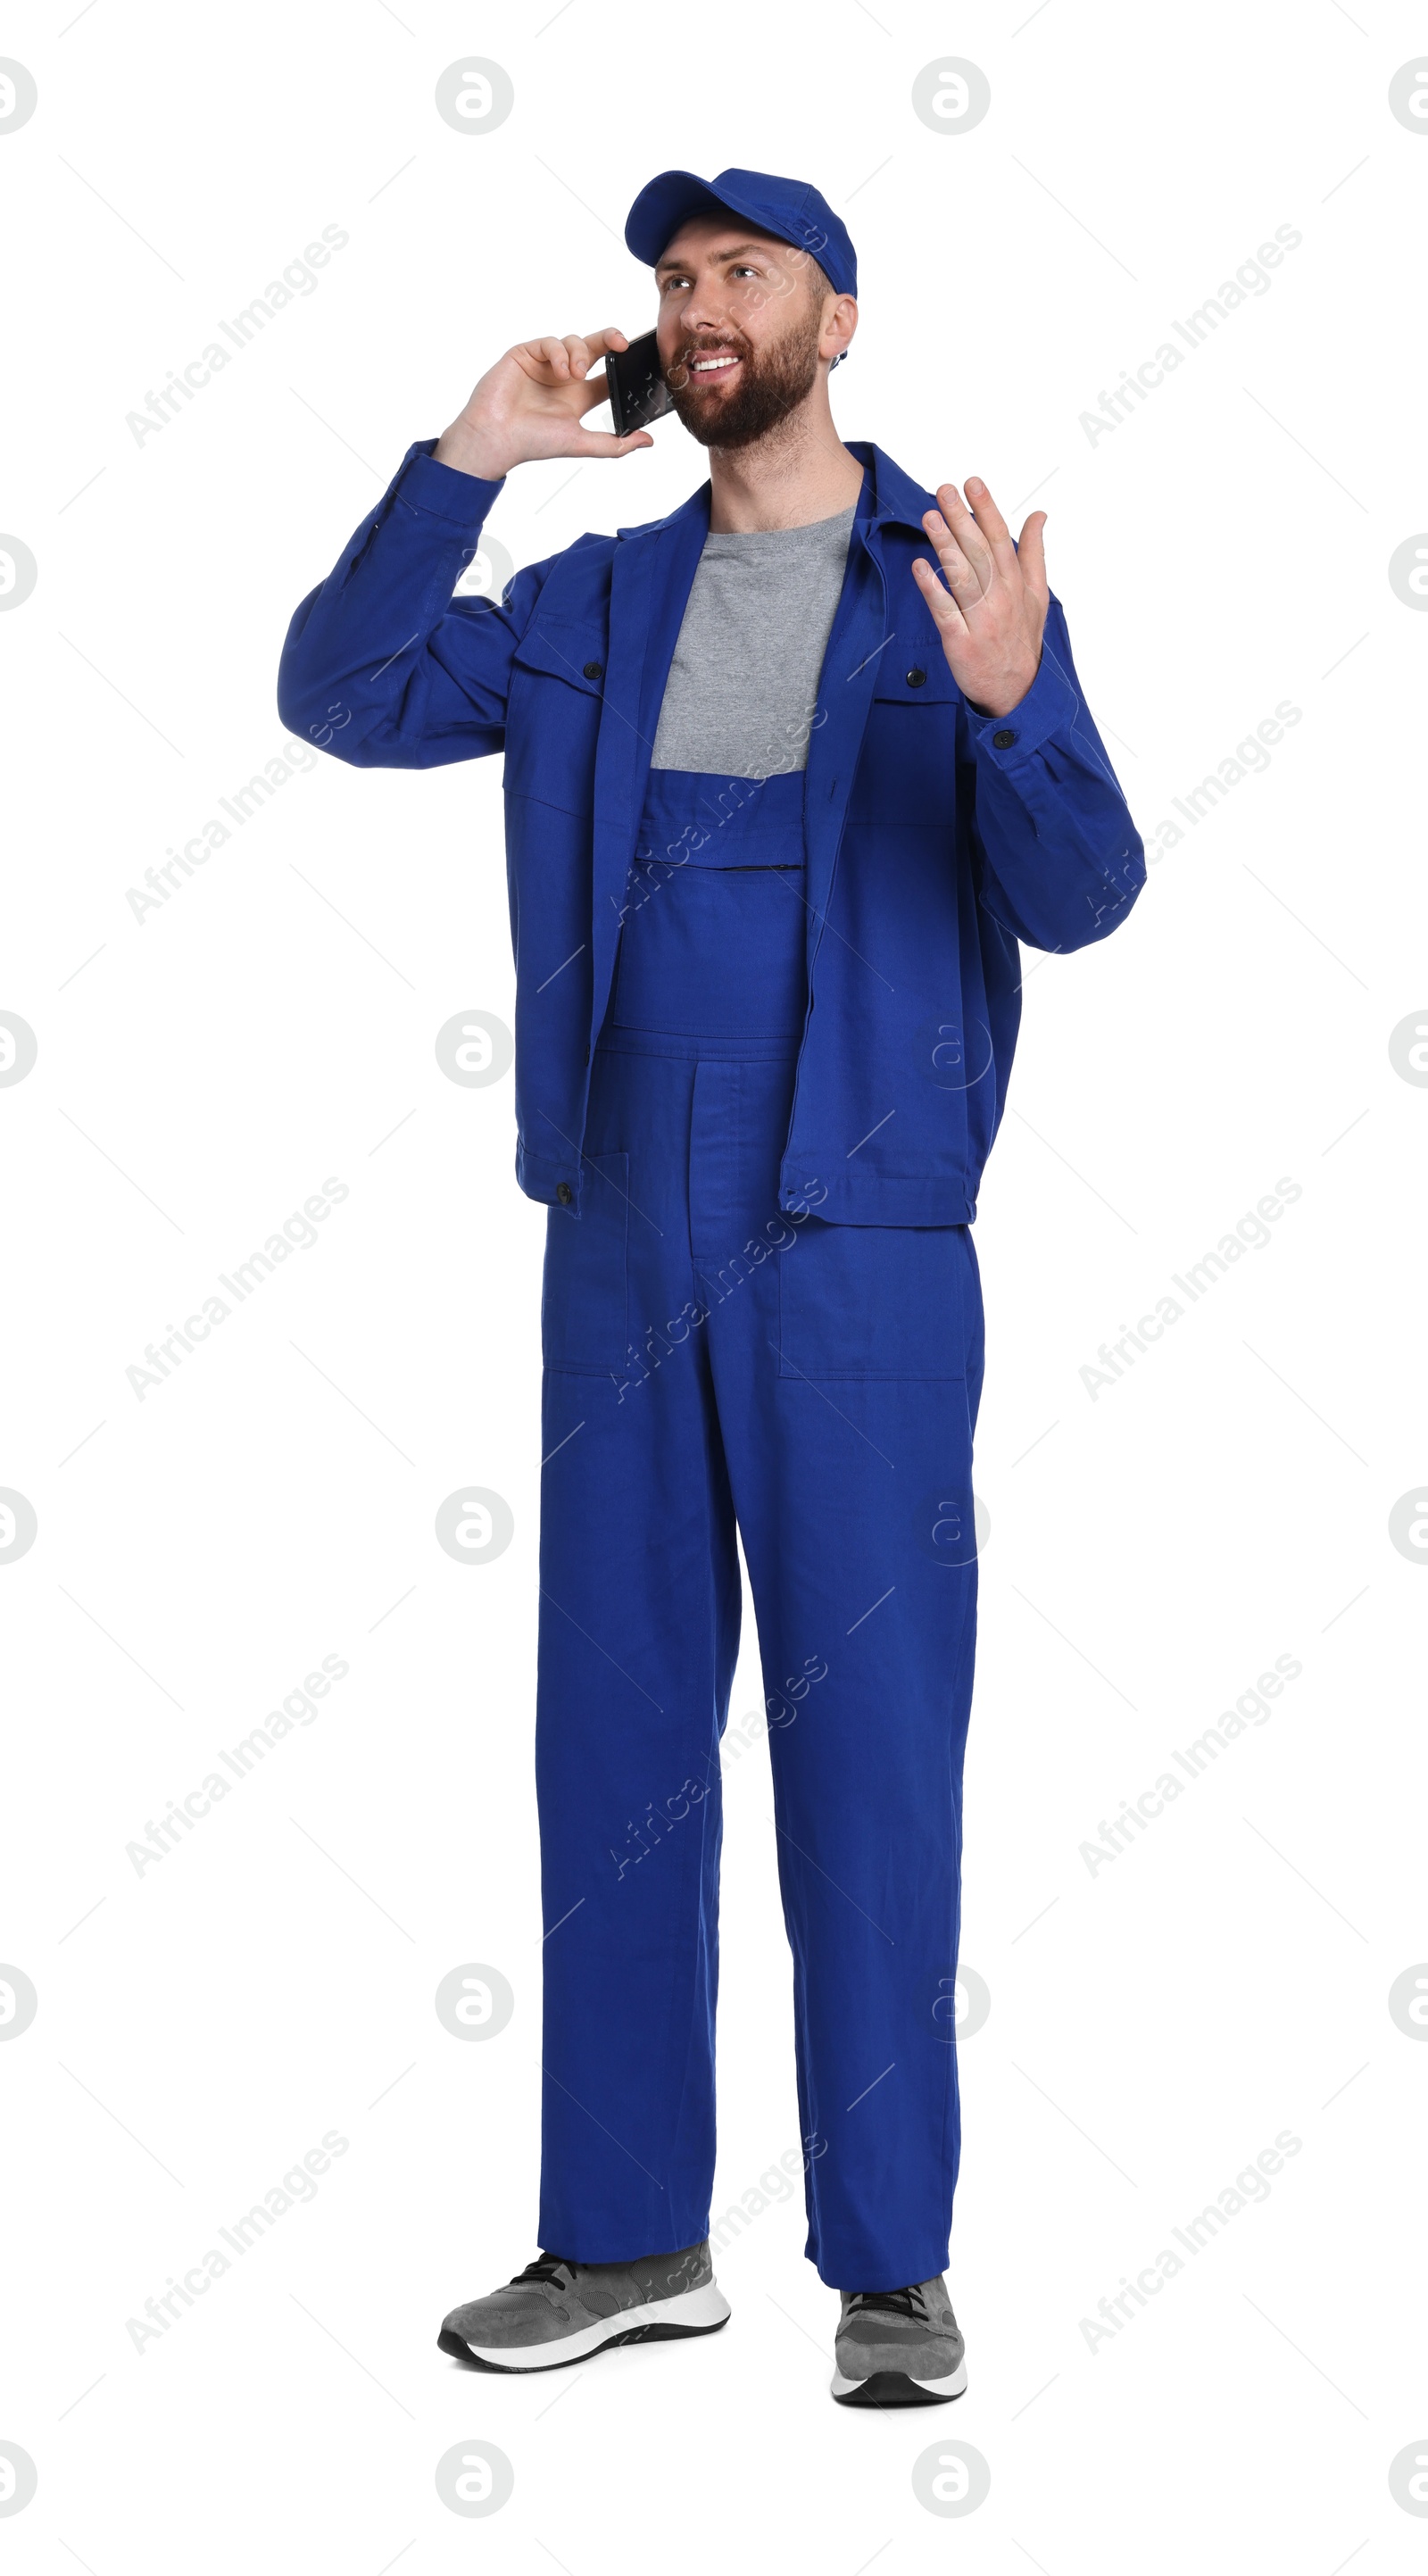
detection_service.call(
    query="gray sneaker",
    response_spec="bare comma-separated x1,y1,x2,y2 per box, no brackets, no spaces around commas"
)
438,2241,730,2373
831,2277,967,2407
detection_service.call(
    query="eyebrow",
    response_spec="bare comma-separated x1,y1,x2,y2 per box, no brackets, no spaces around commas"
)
656,242,781,277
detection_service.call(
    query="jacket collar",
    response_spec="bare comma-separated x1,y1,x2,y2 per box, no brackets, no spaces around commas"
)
845,439,939,535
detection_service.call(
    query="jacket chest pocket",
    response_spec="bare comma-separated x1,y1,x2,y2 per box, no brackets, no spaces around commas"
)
505,621,607,817
851,645,959,828
542,1152,629,1374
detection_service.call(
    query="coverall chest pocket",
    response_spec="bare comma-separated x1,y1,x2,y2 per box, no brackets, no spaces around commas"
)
542,1153,629,1375
778,1218,974,1380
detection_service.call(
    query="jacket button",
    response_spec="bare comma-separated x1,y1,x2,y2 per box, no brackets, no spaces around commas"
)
992,727,1017,747
556,1182,573,1206
583,660,604,680
907,665,927,687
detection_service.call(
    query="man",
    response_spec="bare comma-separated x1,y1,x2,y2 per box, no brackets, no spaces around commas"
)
278,167,1144,2409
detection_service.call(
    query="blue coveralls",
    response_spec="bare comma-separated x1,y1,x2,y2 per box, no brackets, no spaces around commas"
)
276,437,1144,2291
537,765,984,2291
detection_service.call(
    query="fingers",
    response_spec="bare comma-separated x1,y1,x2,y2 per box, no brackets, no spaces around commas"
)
910,553,968,632
933,484,996,588
1016,510,1050,601
569,428,655,459
517,327,631,379
518,335,577,378
960,477,1020,580
547,334,598,380
921,508,984,611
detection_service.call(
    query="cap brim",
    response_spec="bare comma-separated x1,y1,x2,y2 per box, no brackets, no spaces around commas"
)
625,169,770,267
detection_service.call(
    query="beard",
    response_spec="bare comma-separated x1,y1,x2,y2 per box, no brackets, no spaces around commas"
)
668,301,824,451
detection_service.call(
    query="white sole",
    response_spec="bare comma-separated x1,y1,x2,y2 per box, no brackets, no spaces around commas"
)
452,2279,731,2372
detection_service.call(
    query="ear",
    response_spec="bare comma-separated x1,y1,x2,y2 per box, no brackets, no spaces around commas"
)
821,294,858,366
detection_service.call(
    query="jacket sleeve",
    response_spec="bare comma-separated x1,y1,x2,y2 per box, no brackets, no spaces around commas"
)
277,439,549,769
958,594,1145,953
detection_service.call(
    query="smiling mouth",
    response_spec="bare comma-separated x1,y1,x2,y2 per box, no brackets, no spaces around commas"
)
686,352,741,376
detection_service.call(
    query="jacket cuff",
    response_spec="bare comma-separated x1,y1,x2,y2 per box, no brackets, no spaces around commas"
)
969,644,1079,764
390,439,507,528
516,1138,583,1211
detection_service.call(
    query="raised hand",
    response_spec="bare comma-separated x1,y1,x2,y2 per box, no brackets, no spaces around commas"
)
910,478,1050,719
435,328,654,481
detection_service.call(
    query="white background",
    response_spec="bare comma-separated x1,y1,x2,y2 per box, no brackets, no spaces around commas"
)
3,0,1426,2565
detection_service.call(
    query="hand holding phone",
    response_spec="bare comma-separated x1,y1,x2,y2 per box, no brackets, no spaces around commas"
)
604,329,674,438
435,328,657,481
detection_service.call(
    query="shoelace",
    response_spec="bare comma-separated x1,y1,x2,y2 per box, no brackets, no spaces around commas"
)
848,2284,929,2322
511,2253,577,2289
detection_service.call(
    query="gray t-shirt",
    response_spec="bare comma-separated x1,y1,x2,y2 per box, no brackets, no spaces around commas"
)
650,503,857,778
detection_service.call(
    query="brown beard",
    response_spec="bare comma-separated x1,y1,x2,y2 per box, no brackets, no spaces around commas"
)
668,298,824,451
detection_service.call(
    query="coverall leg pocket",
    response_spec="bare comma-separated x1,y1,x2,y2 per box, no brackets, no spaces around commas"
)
777,1219,974,1381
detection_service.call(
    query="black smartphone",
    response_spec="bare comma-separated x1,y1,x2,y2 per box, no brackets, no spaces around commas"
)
605,329,673,436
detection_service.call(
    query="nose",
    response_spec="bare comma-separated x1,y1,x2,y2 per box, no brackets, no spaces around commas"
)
679,278,735,340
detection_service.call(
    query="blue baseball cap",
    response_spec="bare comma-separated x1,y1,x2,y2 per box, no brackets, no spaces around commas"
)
624,166,857,303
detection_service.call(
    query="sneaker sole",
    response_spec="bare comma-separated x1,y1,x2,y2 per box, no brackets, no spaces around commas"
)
830,2357,967,2408
438,2280,732,2372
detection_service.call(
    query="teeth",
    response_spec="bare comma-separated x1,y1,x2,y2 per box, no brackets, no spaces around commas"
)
692,356,737,371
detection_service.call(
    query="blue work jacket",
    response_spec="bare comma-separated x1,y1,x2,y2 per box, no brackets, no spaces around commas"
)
278,438,1144,1226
